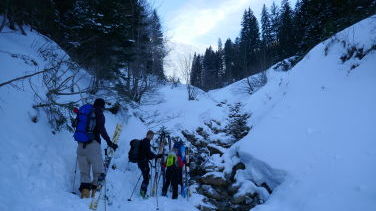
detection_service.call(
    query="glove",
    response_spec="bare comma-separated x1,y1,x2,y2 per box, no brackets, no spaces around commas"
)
108,142,118,151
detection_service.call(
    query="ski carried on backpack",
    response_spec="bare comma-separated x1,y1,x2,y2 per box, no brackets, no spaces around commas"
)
183,147,190,200
150,132,166,197
171,140,187,198
89,123,123,210
162,135,171,186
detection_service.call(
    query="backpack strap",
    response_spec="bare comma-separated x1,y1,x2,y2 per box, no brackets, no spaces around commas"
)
86,111,96,132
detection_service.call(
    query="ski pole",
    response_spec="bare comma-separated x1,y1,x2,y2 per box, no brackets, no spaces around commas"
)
156,166,164,210
156,188,159,211
149,161,154,196
128,174,142,201
71,157,78,194
156,166,164,189
155,171,160,211
104,179,107,211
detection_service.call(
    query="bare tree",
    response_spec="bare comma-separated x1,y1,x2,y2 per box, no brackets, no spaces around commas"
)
29,43,93,131
240,71,267,95
179,53,197,100
167,73,180,88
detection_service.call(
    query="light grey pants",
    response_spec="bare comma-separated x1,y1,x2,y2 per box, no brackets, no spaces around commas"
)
77,141,104,185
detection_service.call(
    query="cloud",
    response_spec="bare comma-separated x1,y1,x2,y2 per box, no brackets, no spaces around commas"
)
162,0,297,53
166,0,249,52
159,0,298,79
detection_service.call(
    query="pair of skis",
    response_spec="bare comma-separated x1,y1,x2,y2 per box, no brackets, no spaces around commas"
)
150,131,167,211
182,147,190,200
89,123,123,210
150,131,166,197
143,131,191,202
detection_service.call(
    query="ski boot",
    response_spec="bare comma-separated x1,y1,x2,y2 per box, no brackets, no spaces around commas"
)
80,189,90,198
140,190,149,199
79,183,92,199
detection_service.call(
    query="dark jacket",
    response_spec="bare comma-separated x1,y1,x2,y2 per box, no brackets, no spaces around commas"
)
138,138,156,162
93,107,111,145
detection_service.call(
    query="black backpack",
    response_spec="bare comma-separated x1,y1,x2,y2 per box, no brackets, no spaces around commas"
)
128,139,141,163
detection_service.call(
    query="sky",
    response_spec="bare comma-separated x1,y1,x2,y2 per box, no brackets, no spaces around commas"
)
153,0,298,80
154,0,298,53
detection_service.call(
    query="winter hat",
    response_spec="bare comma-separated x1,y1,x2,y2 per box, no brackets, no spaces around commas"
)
146,130,154,136
94,98,106,109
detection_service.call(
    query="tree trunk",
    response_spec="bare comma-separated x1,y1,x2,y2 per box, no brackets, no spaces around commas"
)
0,9,8,32
18,23,26,35
126,64,131,95
8,7,15,30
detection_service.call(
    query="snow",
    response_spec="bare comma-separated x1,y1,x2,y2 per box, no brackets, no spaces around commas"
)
1,15,376,211
0,29,83,211
234,170,270,202
0,29,198,211
233,16,376,211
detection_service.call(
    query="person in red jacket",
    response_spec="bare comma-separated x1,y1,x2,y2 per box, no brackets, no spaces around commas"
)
161,147,184,199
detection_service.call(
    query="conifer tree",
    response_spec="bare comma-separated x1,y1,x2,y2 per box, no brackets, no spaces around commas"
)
150,10,166,80
261,4,273,46
226,102,251,140
260,4,274,69
239,8,260,76
190,54,203,88
232,37,243,81
278,0,295,58
216,38,225,87
223,38,235,84
269,2,280,43
202,47,218,91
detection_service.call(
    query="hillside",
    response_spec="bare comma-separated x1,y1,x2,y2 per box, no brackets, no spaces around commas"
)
0,15,375,211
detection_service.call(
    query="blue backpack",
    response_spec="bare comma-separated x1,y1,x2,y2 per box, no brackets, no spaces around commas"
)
173,141,186,162
73,104,96,143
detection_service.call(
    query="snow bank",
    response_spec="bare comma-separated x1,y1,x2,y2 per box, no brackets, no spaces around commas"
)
0,27,87,211
0,28,199,211
123,15,376,211
230,15,376,211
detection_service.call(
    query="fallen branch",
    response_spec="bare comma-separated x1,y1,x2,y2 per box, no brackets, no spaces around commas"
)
32,99,81,109
0,68,50,88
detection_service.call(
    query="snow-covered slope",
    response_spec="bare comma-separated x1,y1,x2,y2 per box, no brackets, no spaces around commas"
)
0,28,86,210
209,16,376,211
0,28,198,211
234,16,376,211
1,15,375,211
132,16,376,211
